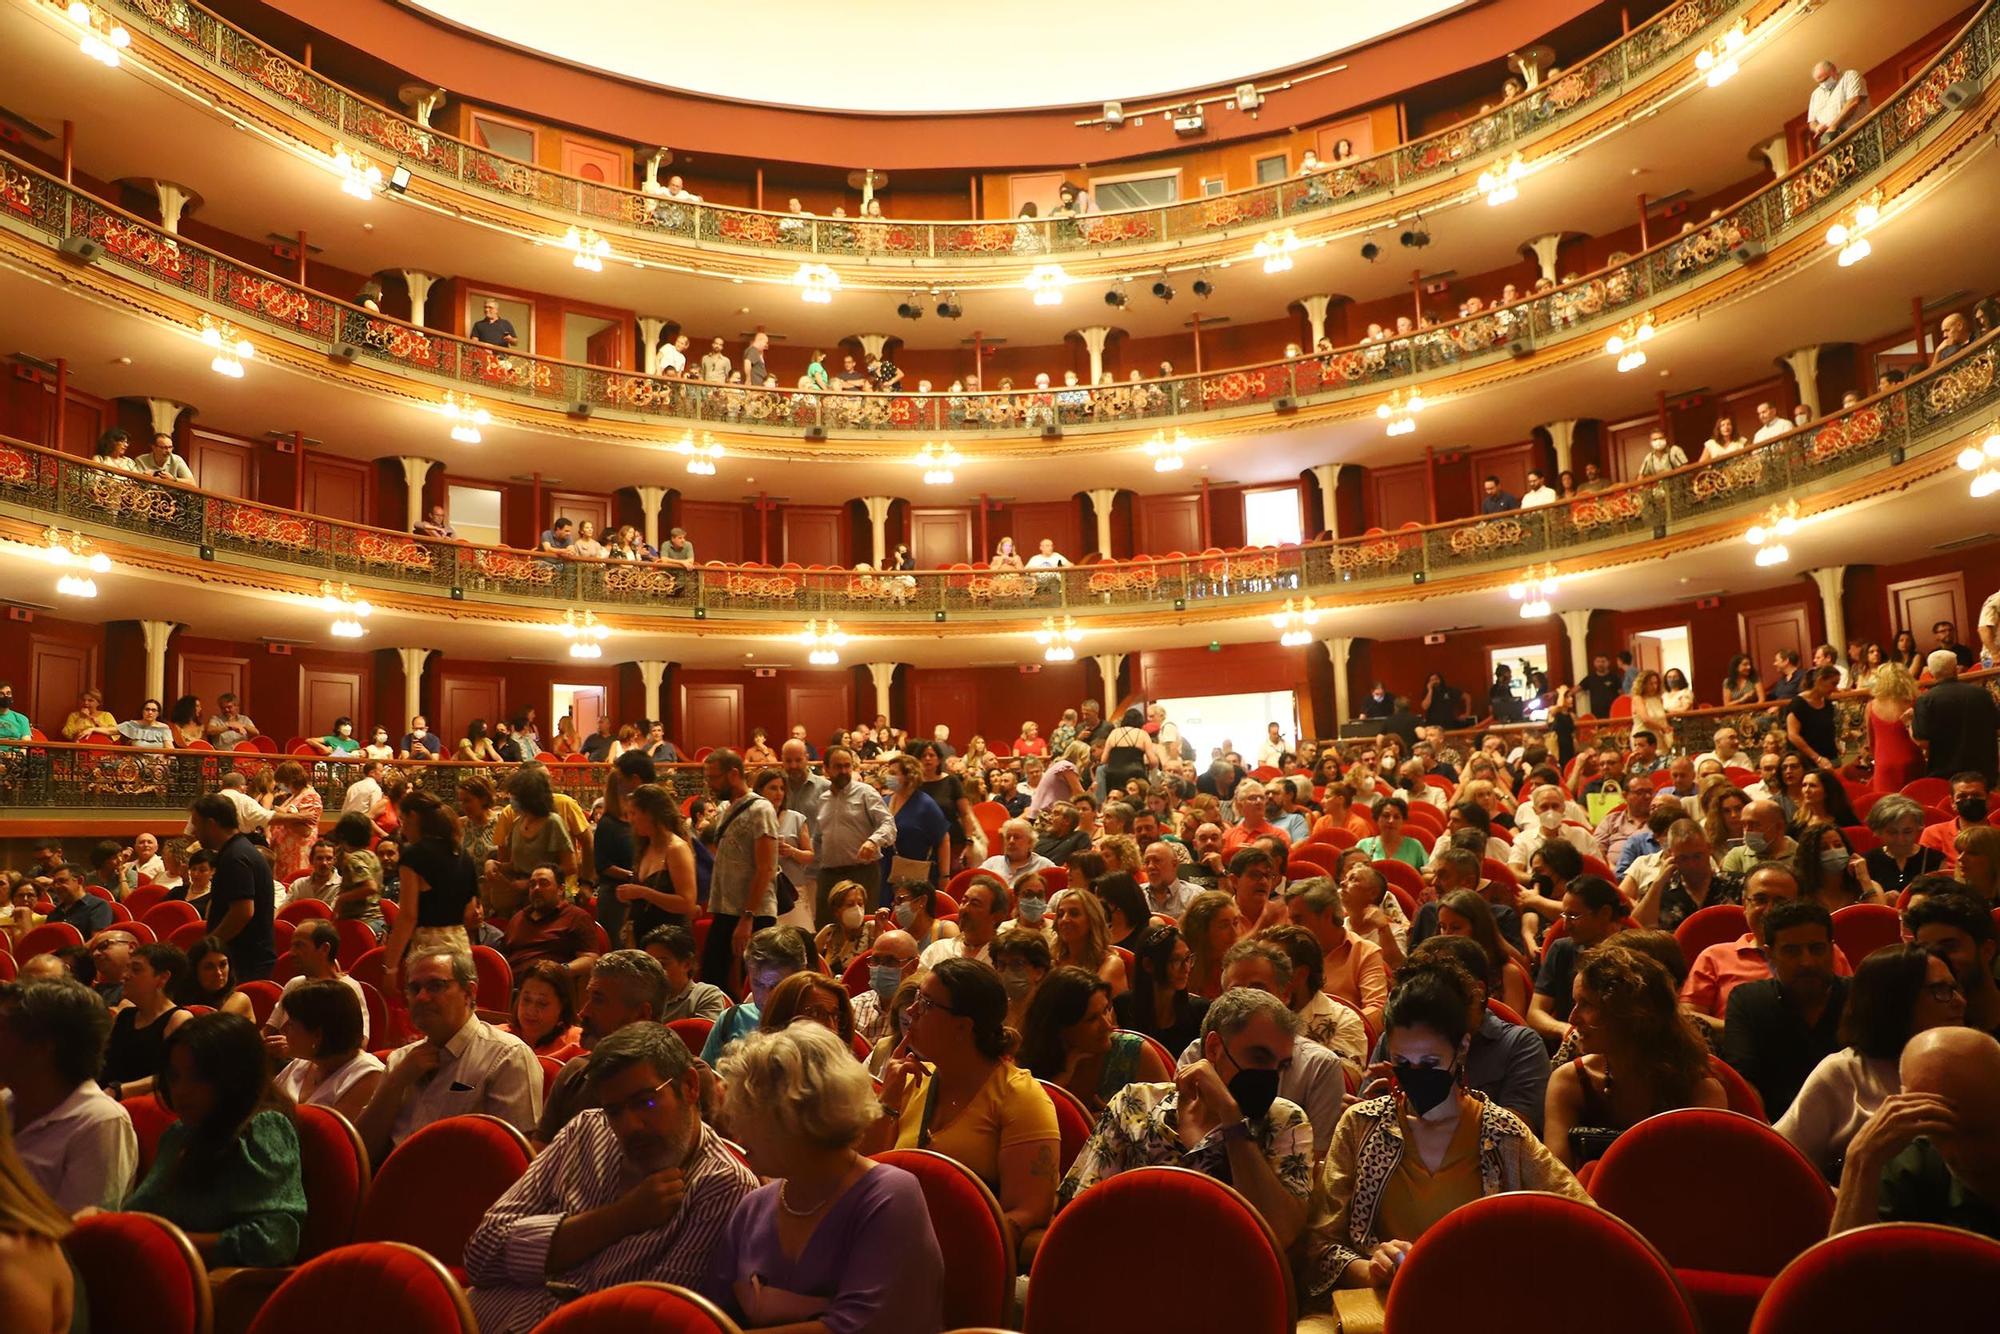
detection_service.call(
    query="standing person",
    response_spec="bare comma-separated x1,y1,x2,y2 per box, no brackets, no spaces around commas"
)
378,789,477,991
758,765,815,919
913,741,977,871
189,793,276,981
1868,663,1925,793
1913,650,2000,785
811,745,897,924
701,750,779,995
882,753,951,888
608,784,699,947
265,761,323,885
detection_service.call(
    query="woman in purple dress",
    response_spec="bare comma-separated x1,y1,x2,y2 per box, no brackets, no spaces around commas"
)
706,1024,944,1333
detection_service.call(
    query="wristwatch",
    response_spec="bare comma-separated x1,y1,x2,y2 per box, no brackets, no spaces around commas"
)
1218,1119,1254,1142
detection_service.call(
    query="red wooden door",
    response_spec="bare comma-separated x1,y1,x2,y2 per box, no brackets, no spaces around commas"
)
786,680,854,745
436,672,505,751
187,431,256,498
298,667,369,738
679,501,746,564
1739,604,1813,671
559,139,624,184
550,492,611,537
175,654,247,716
583,323,624,370
1008,501,1082,561
1366,462,1430,529
30,636,99,729
1135,493,1202,555
909,508,972,568
782,507,847,566
680,684,744,753
910,677,979,746
1887,573,1967,643
302,456,370,524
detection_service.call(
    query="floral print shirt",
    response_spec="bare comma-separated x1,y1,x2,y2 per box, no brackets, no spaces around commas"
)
1057,1082,1312,1209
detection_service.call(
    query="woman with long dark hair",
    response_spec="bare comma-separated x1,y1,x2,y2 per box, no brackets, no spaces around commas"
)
1018,964,1169,1114
1113,922,1208,1051
175,936,253,1019
1721,654,1764,706
610,782,699,947
381,788,477,992
167,695,204,748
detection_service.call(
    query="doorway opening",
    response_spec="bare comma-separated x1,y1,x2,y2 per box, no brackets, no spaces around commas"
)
1152,690,1298,766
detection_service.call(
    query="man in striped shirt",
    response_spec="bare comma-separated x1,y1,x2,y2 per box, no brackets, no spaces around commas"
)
466,1024,756,1334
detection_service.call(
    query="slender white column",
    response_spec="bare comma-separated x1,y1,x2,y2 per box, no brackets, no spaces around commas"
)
1810,567,1848,656
1085,488,1120,559
637,318,667,375
861,496,894,567
400,271,441,327
1309,463,1344,541
636,660,668,726
145,398,189,441
856,334,889,361
1075,326,1111,382
1557,608,1594,692
396,647,430,724
396,457,437,528
154,183,195,235
1298,294,1334,347
140,620,176,705
866,662,898,721
1753,134,1790,178
1781,346,1824,420
1323,635,1354,724
1521,233,1563,283
1543,419,1578,474
635,486,668,552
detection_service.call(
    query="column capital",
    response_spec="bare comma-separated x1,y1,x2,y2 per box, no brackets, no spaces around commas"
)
139,620,177,705
855,333,889,360
1541,419,1579,473
397,83,447,127
1779,346,1824,419
143,398,191,440
1751,134,1790,179
1809,567,1848,667
635,660,668,727
1084,489,1121,559
636,318,668,376
1519,233,1564,283
1091,653,1126,717
399,270,444,327
1309,464,1344,542
1296,294,1336,347
153,182,200,235
866,662,898,722
1322,634,1355,724
1072,326,1112,350
1555,608,1593,691
395,647,432,726
860,496,894,567
396,457,437,527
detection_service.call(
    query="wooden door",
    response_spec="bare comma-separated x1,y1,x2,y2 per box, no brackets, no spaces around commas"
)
1366,462,1430,530
678,500,745,564
187,431,256,498
565,685,607,744
1738,604,1813,671
175,653,247,716
1316,116,1375,161
550,492,611,538
783,507,847,566
1008,172,1066,217
910,677,980,746
583,323,624,370
1136,493,1202,555
1631,635,1664,678
30,636,98,728
1008,500,1082,561
680,683,744,753
786,679,854,744
61,394,108,459
301,455,370,525
908,507,972,568
559,139,624,184
1887,573,1967,642
1471,441,1538,506
436,671,505,752
298,666,369,738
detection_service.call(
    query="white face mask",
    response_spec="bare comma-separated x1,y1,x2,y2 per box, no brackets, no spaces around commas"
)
839,905,865,930
1537,807,1563,830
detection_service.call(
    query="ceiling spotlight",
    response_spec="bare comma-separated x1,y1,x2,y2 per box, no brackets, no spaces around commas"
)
1151,281,1175,302
935,293,963,319
388,164,412,194
1360,241,1381,262
1104,288,1129,308
896,292,925,320
1398,224,1430,249
1192,278,1214,298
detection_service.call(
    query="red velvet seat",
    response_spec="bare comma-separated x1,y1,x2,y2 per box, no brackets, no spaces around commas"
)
294,1104,372,1261
1383,1192,1696,1333
248,1241,476,1334
1120,1028,1176,1076
238,978,284,1027
16,921,83,960
277,899,333,925
1371,859,1425,902
1025,1166,1292,1334
1709,1055,1768,1121
527,1282,744,1332
356,978,396,1047
471,944,514,1011
1305,825,1358,850
1287,844,1343,877
126,884,171,918
538,1053,567,1096
123,1093,180,1179
142,899,201,938
1589,1110,1833,1334
0,952,14,982
67,1210,212,1334
1037,1078,1093,1175
667,1016,714,1052
1898,776,1950,806
336,919,380,970
169,920,209,949
840,954,871,998
1749,1222,2000,1333
875,1148,1015,1330
1674,904,1749,962
1830,902,1904,966
357,1114,532,1266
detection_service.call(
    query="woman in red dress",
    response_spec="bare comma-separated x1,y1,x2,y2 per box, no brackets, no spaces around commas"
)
1867,663,1924,792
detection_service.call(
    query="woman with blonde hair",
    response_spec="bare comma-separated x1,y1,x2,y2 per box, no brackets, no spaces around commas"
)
1051,884,1128,995
1097,833,1141,876
1629,670,1672,742
1180,889,1243,1000
1867,662,1924,792
813,879,877,976
0,1096,77,1334
1955,823,2000,903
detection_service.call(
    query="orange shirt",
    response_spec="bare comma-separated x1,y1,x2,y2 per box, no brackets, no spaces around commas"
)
1322,929,1389,1029
1222,819,1291,854
1312,811,1373,841
1919,820,1968,870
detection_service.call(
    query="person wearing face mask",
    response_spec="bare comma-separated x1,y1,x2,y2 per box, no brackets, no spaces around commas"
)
878,753,950,892
992,926,1053,1034
1010,870,1055,937
1302,960,1588,1318
361,726,396,762
1507,785,1601,874
812,879,877,976
850,929,919,1044
1060,986,1310,1247
1720,798,1797,875
0,679,28,740
306,715,362,757
1918,771,1993,872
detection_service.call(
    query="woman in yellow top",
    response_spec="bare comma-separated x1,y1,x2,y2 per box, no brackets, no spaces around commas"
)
1304,954,1589,1328
865,957,1059,1244
61,688,117,740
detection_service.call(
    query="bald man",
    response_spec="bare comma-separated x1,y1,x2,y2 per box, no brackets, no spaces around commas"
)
1830,1027,2000,1238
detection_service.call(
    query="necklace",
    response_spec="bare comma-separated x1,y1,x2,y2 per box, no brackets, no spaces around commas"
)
778,1175,839,1218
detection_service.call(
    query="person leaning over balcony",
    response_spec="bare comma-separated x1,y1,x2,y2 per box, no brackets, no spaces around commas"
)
1807,59,1870,150
116,699,172,749
412,504,455,539
660,527,696,568
1479,476,1519,513
1932,312,1975,369
133,431,194,482
1637,428,1689,476
658,332,690,375
1520,470,1556,507
1751,400,1791,443
91,427,135,473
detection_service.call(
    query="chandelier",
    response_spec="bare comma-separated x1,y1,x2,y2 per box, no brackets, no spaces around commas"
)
63,3,129,66
560,609,610,659
1825,193,1881,267
1746,500,1799,566
1957,426,2000,497
675,430,724,475
36,527,111,598
1605,313,1657,372
799,619,848,666
1035,615,1082,662
1271,597,1321,647
1477,155,1524,207
200,316,252,378
332,145,383,200
1376,387,1425,436
563,226,611,272
1694,21,1749,87
1142,429,1188,472
439,391,490,443
1023,264,1070,306
1252,231,1300,274
794,263,839,303
1507,563,1559,618
309,580,373,638
917,441,960,485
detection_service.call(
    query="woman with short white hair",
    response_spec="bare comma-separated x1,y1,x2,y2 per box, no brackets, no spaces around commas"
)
706,1025,945,1332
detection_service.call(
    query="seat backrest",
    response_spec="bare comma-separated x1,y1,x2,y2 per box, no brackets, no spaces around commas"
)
1831,902,1904,966
336,919,380,970
840,954,871,998
1372,859,1425,900
16,921,84,960
874,1149,1014,1330
169,920,209,949
1383,1192,1696,1334
1709,1054,1768,1122
293,1104,372,1260
527,1282,746,1332
1589,1108,1832,1276
239,978,285,1027
356,1114,532,1264
470,945,513,1011
1749,1222,2000,1334
67,1210,212,1334
278,899,333,925
248,1241,476,1334
1306,825,1358,850
1025,1166,1292,1334
1674,903,1749,961
1037,1078,1093,1174
142,899,201,938
667,1015,715,1052
126,884,171,918
1287,844,1343,876
538,1053,566,1097
121,1093,180,1179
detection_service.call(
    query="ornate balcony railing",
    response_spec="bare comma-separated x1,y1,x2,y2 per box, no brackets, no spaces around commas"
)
92,0,1743,264
3,329,1995,624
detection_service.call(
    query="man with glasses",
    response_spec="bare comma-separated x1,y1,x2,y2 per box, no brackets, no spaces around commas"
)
851,929,919,1043
698,927,806,1064
466,1024,756,1334
1067,985,1311,1246
1526,873,1624,1046
356,947,541,1159
533,949,671,1148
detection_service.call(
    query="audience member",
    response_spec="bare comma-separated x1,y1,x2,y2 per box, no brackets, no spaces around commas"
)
1904,888,2000,1034
1913,652,1999,784
188,792,277,981
1527,873,1624,1045
641,925,730,1023
701,926,808,1063
0,977,136,1212
1829,1026,2000,1238
176,935,254,1019
100,941,191,1101
271,978,383,1123
1721,900,1849,1118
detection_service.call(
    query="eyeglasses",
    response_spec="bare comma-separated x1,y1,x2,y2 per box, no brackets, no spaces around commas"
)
600,1078,675,1120
403,977,458,998
909,991,959,1017
1924,980,1965,1003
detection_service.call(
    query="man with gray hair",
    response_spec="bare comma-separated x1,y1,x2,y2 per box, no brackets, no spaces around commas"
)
1806,59,1869,150
357,947,541,1158
980,817,1053,881
1284,875,1389,1030
535,949,672,1146
1065,984,1311,1246
466,1024,757,1333
1914,649,1999,786
0,977,137,1212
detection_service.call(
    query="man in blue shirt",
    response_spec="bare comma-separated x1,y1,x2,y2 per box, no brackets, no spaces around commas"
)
0,680,29,740
401,714,445,761
42,865,113,939
191,791,277,980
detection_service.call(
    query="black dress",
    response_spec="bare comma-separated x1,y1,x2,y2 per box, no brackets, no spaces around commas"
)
1114,989,1208,1055
400,835,477,927
102,1005,183,1085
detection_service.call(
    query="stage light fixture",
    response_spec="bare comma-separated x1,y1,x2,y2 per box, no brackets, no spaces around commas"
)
1151,281,1175,302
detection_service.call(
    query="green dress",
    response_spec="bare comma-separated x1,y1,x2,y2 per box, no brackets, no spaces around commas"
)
125,1110,306,1266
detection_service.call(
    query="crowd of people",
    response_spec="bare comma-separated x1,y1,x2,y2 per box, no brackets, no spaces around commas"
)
4,640,1999,1330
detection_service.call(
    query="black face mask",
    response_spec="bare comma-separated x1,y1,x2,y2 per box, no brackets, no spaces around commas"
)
1957,797,1988,824
1221,1042,1281,1120
1393,1060,1459,1116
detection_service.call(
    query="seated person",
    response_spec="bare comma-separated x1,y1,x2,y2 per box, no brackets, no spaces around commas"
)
1526,874,1625,1046
1721,900,1849,1119
699,927,808,1064
535,949,672,1146
852,930,919,1045
1829,1026,2000,1239
1283,876,1388,1030
501,959,583,1059
100,942,191,1102
1683,864,1850,1026
640,925,730,1023
1113,922,1208,1054
1018,965,1171,1115
502,864,600,978
355,948,541,1159
125,1012,307,1266
1060,986,1311,1248
1258,925,1370,1077
0,977,136,1212
1374,936,1552,1133
272,979,383,1124
1301,960,1588,1320
703,1025,945,1333
1545,942,1726,1169
263,918,370,1051
468,1025,757,1334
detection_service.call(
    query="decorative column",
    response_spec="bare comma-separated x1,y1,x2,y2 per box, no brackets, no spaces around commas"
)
1323,635,1354,725
145,398,189,441
1074,327,1111,382
1520,233,1563,283
396,457,437,528
1309,463,1344,541
1752,134,1790,179
636,660,668,727
861,496,894,567
153,182,197,235
1556,608,1594,694
1298,294,1334,348
642,149,670,193
1780,346,1823,420
866,662,898,721
635,486,668,551
395,648,431,724
397,84,446,127
139,621,175,705
1810,567,1848,655
636,318,667,375
1542,419,1578,475
1084,488,1120,559
400,270,442,328
855,333,889,362
1092,653,1126,717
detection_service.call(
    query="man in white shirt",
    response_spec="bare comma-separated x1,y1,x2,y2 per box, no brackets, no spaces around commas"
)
285,840,343,906
1696,726,1746,770
1751,400,1791,443
851,930,919,1041
1807,61,1869,149
919,876,1006,970
1520,469,1557,507
658,332,689,375
1025,538,1070,569
1141,840,1203,919
1508,784,1603,873
1977,587,2000,665
134,432,195,483
263,918,369,1051
0,979,138,1213
979,818,1053,882
341,759,384,817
